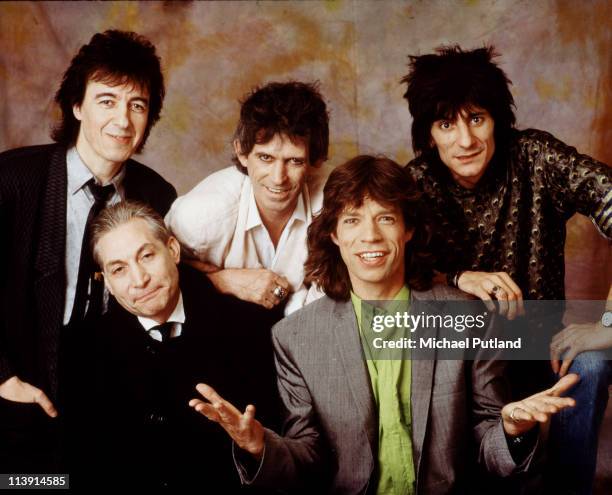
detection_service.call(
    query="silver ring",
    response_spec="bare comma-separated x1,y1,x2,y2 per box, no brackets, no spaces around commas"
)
491,285,502,294
510,407,519,422
273,286,287,300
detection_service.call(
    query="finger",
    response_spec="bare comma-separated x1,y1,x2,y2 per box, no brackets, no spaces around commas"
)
32,388,58,418
244,404,256,421
195,383,244,419
548,373,580,397
497,272,523,301
273,276,291,290
550,358,560,375
193,402,222,422
472,288,496,312
508,406,535,423
559,355,577,378
515,403,548,423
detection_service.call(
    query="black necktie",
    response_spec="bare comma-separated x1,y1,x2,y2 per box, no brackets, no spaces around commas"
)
151,322,173,342
70,180,115,324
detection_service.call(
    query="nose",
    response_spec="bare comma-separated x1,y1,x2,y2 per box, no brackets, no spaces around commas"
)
360,217,383,243
113,102,131,129
270,161,288,185
456,121,475,148
130,263,150,288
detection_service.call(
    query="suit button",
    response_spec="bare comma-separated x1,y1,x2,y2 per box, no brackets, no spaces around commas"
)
146,345,157,356
147,412,166,425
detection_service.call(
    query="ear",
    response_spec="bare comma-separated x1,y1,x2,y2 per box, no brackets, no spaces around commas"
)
233,139,249,169
331,231,339,247
167,236,181,264
403,228,414,245
73,104,82,121
103,274,115,296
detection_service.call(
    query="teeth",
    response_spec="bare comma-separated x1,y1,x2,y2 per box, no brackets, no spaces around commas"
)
266,187,286,193
359,252,384,259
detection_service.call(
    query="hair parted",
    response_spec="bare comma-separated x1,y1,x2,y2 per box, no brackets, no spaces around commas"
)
52,30,165,152
304,155,433,301
90,200,170,268
232,81,329,173
401,45,516,157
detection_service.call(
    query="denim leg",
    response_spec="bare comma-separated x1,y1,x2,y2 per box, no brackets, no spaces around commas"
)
547,351,611,494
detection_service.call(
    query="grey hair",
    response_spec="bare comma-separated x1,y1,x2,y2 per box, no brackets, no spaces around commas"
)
90,200,170,268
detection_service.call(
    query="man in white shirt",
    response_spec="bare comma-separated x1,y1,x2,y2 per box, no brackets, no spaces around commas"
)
166,81,329,315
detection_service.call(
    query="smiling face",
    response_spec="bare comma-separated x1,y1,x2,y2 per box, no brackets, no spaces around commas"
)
332,197,413,300
236,133,309,226
430,107,496,189
73,79,149,178
97,218,180,323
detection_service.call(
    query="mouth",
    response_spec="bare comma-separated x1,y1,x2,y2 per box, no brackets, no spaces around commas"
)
134,287,161,303
264,185,292,196
455,149,483,163
108,134,133,145
356,251,388,265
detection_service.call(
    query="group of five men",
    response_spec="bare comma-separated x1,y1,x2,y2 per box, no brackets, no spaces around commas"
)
0,30,610,494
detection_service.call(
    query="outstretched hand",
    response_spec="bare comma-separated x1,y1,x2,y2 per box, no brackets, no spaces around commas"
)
501,373,579,437
189,383,265,459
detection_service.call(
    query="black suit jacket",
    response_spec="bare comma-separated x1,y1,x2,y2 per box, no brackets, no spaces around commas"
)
0,143,176,400
86,265,281,491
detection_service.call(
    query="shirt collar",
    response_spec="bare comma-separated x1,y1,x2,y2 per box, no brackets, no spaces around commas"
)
137,291,186,331
66,146,126,196
245,185,307,232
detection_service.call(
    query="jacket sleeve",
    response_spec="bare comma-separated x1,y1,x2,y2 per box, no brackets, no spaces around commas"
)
234,321,331,492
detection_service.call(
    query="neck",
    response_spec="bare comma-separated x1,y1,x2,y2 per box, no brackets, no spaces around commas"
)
75,140,124,185
352,280,404,302
259,208,293,248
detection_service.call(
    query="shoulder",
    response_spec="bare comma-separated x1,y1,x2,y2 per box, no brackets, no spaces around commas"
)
511,128,571,157
0,143,59,176
124,158,176,193
166,166,246,233
272,295,342,342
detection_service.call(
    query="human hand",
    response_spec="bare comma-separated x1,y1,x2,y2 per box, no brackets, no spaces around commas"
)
501,373,578,437
0,376,58,418
207,268,291,309
457,271,524,320
550,321,612,376
189,383,264,458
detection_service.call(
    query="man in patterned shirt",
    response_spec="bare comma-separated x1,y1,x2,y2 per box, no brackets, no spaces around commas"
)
402,45,611,494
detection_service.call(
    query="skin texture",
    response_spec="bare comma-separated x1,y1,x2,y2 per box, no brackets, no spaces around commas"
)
97,218,181,324
430,107,496,189
73,80,149,184
331,198,413,301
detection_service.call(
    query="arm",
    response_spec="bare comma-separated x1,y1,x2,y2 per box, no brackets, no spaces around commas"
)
550,284,612,376
185,259,291,309
189,325,329,491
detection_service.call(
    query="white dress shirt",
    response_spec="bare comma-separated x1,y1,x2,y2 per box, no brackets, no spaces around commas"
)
137,292,185,341
63,147,124,325
165,166,327,315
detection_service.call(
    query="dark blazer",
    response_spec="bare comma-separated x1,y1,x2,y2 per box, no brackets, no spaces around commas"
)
0,143,176,399
0,143,176,472
86,265,281,491
242,285,537,494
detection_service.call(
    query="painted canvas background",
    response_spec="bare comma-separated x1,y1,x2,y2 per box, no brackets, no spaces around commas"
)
0,0,610,301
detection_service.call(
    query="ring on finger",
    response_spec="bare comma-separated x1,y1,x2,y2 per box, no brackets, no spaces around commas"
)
510,407,520,422
273,286,287,300
491,285,505,296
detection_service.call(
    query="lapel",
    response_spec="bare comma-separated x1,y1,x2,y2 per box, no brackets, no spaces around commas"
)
409,288,438,481
33,146,67,324
330,299,378,460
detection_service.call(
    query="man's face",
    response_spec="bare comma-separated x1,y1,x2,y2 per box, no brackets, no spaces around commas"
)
97,218,180,323
236,133,309,223
332,197,413,299
430,107,496,189
73,79,149,173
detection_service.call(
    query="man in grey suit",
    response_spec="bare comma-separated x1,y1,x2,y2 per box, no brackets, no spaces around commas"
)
190,155,578,494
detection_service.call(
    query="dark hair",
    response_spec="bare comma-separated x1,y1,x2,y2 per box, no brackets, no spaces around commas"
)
233,81,329,173
304,155,433,301
52,30,165,152
401,45,516,157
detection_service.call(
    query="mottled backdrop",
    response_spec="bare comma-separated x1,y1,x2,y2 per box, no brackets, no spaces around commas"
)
0,0,610,299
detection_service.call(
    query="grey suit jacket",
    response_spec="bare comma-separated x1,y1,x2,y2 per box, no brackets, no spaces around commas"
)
239,285,535,494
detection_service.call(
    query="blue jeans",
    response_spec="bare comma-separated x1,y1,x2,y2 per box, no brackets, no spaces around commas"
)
547,351,611,495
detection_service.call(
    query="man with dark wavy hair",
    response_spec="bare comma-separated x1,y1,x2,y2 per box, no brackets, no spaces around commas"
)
0,30,176,472
189,155,577,494
166,81,329,316
402,45,611,494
